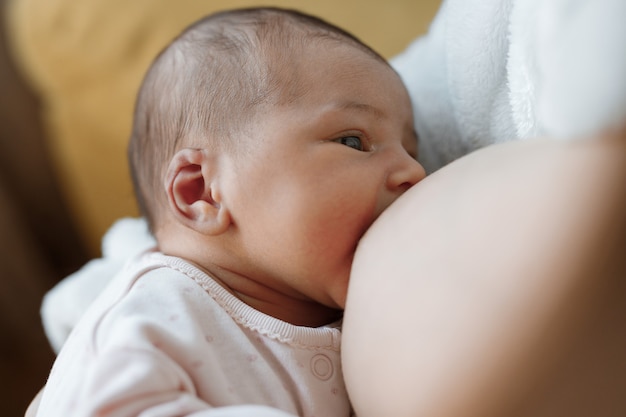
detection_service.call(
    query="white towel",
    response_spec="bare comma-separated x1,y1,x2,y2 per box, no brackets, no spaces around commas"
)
41,217,156,352
393,0,626,173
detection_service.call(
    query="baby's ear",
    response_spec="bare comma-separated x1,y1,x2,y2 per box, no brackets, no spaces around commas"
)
164,148,231,235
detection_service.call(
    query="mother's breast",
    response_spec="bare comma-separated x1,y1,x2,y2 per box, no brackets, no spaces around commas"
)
343,132,626,417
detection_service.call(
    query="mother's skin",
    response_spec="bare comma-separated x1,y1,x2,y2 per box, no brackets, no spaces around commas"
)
343,129,626,417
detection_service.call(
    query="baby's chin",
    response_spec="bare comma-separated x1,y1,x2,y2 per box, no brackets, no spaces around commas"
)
330,270,351,310
310,253,355,311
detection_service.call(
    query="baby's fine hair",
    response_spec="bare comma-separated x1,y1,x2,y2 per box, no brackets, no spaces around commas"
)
128,7,387,230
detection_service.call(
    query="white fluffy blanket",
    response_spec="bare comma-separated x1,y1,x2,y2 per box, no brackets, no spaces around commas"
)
42,218,156,352
42,0,626,352
393,0,626,173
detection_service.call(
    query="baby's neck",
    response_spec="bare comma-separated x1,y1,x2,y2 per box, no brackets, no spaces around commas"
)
157,229,342,327
201,261,343,327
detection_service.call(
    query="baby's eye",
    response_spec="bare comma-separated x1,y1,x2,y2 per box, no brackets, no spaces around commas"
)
336,136,364,151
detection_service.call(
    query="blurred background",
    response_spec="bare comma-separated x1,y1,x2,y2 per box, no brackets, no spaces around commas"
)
0,0,440,414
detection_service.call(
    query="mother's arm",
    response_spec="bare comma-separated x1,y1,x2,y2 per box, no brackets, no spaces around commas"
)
343,129,626,417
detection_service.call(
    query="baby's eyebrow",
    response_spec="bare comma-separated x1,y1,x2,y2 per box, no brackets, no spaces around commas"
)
334,101,385,119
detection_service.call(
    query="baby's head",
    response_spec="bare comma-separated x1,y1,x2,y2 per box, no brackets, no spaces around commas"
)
128,7,425,318
129,7,387,229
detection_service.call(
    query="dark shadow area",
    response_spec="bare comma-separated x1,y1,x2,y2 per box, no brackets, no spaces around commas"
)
0,0,89,414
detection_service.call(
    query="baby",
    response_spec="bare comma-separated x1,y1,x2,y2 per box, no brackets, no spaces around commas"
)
34,7,424,416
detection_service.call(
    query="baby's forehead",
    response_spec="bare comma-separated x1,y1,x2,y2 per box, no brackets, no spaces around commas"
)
265,40,392,97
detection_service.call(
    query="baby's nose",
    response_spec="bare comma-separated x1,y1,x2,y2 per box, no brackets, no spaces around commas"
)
387,153,426,193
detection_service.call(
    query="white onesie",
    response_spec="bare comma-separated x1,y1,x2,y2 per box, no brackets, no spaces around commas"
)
36,251,350,417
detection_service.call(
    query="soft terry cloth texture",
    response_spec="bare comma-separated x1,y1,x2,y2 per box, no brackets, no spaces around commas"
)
41,218,156,353
393,0,626,173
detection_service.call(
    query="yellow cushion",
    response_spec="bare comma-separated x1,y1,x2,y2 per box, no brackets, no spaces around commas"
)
7,0,440,254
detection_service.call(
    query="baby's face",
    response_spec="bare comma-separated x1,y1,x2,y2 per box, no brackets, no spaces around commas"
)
226,43,425,310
